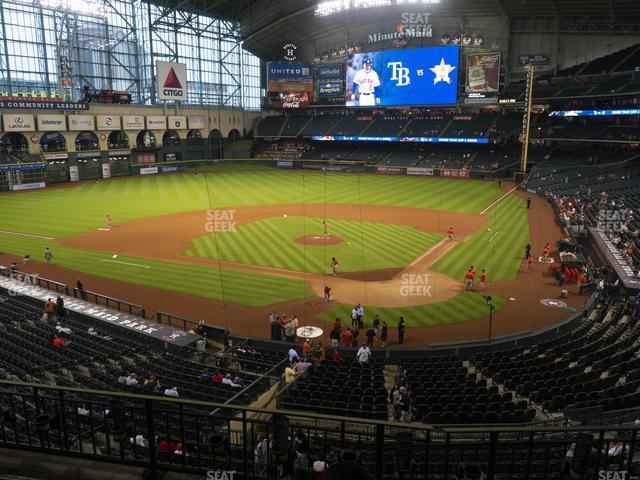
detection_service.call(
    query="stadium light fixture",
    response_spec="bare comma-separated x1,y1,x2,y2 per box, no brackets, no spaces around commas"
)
314,0,440,17
37,0,109,17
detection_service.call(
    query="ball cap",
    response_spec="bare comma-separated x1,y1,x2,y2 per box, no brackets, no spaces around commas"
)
364,57,373,65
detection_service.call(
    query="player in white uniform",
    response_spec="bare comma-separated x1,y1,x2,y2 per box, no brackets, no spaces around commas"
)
351,57,381,107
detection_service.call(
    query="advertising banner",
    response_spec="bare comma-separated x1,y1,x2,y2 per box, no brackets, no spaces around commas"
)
441,169,469,178
140,166,159,175
157,61,187,101
167,116,187,129
376,166,405,175
318,81,344,97
68,115,95,131
2,114,35,131
518,54,550,66
345,46,459,107
267,62,313,83
96,115,121,131
465,53,501,93
276,161,294,168
37,115,66,131
187,116,206,129
0,98,88,110
122,116,144,130
11,182,46,191
272,92,310,109
311,135,489,144
406,167,434,176
69,165,79,182
146,116,166,130
101,164,111,179
317,64,344,80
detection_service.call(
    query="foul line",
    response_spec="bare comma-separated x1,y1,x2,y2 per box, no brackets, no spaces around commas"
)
100,259,151,269
0,230,54,240
480,185,519,215
488,231,503,243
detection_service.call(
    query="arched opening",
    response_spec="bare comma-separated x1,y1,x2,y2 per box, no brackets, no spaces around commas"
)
39,132,66,152
187,129,202,139
1,133,28,153
107,130,129,149
162,129,180,147
136,130,156,149
75,131,99,151
228,128,241,143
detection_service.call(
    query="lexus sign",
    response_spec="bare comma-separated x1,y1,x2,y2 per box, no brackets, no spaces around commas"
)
157,61,187,101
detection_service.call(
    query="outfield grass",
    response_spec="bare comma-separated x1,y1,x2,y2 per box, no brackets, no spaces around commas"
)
184,216,443,274
0,172,501,237
0,234,311,307
315,293,508,327
433,195,529,281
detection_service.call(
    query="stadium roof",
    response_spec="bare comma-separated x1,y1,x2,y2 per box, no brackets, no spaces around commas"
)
167,0,640,59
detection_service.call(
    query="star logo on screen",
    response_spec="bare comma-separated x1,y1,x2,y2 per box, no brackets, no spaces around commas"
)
429,58,456,85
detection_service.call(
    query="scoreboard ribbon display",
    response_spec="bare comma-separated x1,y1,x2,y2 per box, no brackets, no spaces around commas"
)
345,45,460,107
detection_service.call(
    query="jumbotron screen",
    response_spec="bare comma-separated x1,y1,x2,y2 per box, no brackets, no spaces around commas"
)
345,45,460,107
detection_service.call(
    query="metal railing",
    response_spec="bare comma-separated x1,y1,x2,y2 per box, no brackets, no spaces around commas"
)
71,287,145,318
0,380,639,480
155,311,228,344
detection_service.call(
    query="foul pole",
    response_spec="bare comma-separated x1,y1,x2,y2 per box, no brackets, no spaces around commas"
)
519,64,535,174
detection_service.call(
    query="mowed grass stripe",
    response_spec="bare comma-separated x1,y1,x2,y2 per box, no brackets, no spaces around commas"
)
0,233,310,307
315,293,508,327
185,216,442,274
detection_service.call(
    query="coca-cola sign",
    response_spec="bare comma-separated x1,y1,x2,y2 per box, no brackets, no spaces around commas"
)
272,92,309,109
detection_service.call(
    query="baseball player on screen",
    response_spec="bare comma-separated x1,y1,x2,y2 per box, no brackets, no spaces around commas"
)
351,57,381,107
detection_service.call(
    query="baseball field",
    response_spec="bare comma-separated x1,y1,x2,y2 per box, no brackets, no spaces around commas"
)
0,168,554,340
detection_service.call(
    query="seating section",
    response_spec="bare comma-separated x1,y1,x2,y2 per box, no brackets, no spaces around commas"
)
329,115,373,136
280,115,311,137
280,358,388,420
474,302,640,414
255,116,286,137
0,295,267,405
402,356,535,424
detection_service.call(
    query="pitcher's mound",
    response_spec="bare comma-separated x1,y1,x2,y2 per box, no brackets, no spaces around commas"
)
295,235,343,246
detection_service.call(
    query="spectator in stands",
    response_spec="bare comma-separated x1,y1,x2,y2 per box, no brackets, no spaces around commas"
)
302,339,313,361
52,335,67,348
234,376,249,388
222,373,242,388
315,341,324,364
330,325,341,348
164,386,179,398
395,386,411,422
159,438,179,453
76,278,87,300
398,317,405,345
288,347,300,363
365,327,376,348
294,430,310,472
380,321,388,348
87,326,98,336
372,315,380,335
270,311,280,340
55,296,65,319
332,348,341,363
254,434,268,476
357,344,371,364
341,327,353,347
55,322,72,335
43,298,55,321
284,318,296,342
394,369,408,388
125,373,139,387
129,434,148,448
143,373,160,393
199,369,212,381
284,364,296,384
212,372,224,383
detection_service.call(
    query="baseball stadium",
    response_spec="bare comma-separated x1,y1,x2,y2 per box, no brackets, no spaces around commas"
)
0,0,639,479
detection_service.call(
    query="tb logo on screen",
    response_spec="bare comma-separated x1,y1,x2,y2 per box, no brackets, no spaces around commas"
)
387,62,411,86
